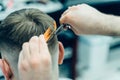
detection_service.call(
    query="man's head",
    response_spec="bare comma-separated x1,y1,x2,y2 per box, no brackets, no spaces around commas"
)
0,8,64,80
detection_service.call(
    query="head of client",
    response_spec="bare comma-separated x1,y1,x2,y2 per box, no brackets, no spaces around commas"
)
0,8,64,80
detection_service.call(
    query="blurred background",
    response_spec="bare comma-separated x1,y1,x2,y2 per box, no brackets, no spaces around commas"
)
0,0,120,80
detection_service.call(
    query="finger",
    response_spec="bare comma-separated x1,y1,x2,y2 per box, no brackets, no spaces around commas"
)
18,60,30,72
61,5,77,17
61,6,73,17
22,42,30,59
18,51,29,74
60,10,72,24
60,14,68,24
39,35,49,54
18,51,24,66
61,9,69,18
29,36,39,56
39,35,52,67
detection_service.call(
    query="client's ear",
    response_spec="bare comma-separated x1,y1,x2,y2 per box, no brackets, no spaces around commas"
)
0,59,13,80
58,42,64,64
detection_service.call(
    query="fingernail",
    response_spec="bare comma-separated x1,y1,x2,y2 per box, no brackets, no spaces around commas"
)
40,34,45,41
40,34,44,38
30,36,38,42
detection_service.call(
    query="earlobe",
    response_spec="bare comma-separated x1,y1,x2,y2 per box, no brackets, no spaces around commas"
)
0,59,13,80
58,42,64,65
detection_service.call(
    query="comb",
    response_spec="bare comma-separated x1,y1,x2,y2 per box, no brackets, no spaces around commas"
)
44,24,71,42
44,27,52,42
44,21,56,42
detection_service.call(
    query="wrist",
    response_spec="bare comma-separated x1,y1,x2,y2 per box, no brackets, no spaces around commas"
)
105,14,120,36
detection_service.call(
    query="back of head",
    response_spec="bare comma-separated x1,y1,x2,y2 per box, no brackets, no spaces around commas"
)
0,8,58,79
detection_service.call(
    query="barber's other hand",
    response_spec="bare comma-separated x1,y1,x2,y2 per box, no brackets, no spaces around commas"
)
18,35,52,80
60,4,105,35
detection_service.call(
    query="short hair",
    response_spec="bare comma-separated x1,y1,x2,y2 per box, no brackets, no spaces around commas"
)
0,8,57,49
0,8,59,78
0,8,58,63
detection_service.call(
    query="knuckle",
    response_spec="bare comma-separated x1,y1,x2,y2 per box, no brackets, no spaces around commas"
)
60,12,71,24
29,58,40,69
29,55,51,69
81,3,87,6
41,55,51,66
77,4,88,9
63,14,70,22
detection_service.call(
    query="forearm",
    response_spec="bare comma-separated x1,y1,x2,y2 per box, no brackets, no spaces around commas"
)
60,4,120,36
99,13,120,36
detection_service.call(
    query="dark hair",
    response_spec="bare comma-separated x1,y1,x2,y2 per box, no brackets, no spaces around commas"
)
0,8,57,47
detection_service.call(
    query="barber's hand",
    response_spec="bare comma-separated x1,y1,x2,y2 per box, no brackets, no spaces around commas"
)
18,35,52,80
60,4,105,35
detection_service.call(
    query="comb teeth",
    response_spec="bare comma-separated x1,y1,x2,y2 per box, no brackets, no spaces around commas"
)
44,27,52,42
44,21,57,42
53,21,57,30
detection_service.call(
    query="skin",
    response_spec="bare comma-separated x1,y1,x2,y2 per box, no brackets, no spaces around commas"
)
0,33,64,80
18,35,52,80
13,4,120,80
0,9,65,80
60,4,120,36
16,4,120,80
3,3,120,80
0,35,53,80
0,34,64,80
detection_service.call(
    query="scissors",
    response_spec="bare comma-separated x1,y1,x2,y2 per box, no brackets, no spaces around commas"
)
44,24,71,42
